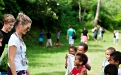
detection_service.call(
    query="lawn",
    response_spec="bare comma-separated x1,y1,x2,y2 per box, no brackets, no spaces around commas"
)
26,31,121,75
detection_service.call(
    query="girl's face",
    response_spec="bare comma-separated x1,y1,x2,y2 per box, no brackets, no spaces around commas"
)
4,22,14,32
0,38,3,46
77,46,86,54
105,50,112,61
109,56,119,67
21,23,31,34
74,56,82,66
69,48,76,55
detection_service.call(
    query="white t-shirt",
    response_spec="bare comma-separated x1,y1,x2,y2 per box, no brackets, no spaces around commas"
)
118,69,121,75
8,33,28,71
115,32,119,39
65,54,75,75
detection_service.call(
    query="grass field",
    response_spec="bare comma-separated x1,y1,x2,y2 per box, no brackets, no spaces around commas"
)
26,31,121,75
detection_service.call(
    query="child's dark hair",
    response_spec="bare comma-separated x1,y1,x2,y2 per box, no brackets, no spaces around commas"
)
68,46,77,52
104,64,118,75
0,31,3,39
110,51,121,64
79,43,88,51
76,53,88,65
107,47,116,52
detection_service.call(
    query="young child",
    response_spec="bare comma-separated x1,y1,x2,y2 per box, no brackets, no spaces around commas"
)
56,30,61,46
104,64,118,75
46,30,52,47
109,51,121,75
102,47,116,75
39,29,44,46
65,46,77,75
0,31,3,47
68,53,88,75
77,43,91,70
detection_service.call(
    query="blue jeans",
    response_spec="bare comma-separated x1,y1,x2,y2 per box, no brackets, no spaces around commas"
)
0,72,7,75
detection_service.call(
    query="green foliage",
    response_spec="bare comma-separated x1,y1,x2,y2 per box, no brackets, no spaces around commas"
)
1,0,121,32
0,0,4,26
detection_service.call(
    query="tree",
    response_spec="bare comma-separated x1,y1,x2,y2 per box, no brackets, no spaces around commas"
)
78,0,81,23
93,0,101,26
0,0,5,28
82,0,87,21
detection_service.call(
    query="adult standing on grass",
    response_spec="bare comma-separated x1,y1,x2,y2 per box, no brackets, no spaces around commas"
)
81,27,89,44
8,12,32,75
66,25,76,46
99,26,104,41
115,30,119,45
0,14,15,75
92,26,98,42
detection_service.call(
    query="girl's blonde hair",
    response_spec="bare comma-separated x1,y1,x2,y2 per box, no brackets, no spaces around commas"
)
2,14,15,25
15,12,32,26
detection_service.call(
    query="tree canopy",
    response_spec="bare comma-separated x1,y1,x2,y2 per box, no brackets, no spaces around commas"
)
0,0,121,31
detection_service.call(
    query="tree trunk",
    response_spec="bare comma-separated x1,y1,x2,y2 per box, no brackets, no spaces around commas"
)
78,0,81,23
82,0,87,21
93,0,101,26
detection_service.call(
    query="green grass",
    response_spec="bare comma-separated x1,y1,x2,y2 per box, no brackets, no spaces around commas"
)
26,31,121,75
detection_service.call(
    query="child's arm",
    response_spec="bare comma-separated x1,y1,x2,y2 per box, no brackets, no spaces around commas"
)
80,68,87,75
65,54,68,69
85,63,91,70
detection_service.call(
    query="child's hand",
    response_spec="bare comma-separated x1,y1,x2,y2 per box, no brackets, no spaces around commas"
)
65,64,67,69
65,54,68,59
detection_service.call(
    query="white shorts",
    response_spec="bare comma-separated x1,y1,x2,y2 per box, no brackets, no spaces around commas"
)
69,37,74,44
46,39,52,47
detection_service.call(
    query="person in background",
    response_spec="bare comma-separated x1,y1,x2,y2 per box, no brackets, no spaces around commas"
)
46,30,52,48
115,30,119,45
99,26,104,41
81,27,89,44
113,30,116,44
104,64,118,75
101,47,116,75
0,31,3,46
8,12,32,75
93,26,98,42
66,25,76,46
56,30,61,46
0,14,15,75
39,29,44,46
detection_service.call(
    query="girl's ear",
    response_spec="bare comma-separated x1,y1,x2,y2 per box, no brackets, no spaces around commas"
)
116,61,119,65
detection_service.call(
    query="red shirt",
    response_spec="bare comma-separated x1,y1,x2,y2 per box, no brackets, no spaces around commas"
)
72,66,87,75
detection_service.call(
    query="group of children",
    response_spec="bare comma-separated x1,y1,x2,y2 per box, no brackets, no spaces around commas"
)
39,29,61,47
65,43,90,75
65,43,121,75
102,47,121,75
